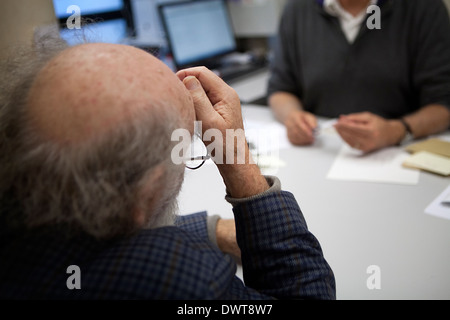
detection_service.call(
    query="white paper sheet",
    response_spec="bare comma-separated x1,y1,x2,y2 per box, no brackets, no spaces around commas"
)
242,120,290,174
425,184,450,220
244,119,291,155
327,144,420,185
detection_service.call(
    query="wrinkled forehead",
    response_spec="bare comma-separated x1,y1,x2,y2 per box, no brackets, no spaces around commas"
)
26,43,194,144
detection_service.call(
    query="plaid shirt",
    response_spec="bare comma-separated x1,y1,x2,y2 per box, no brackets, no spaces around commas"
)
0,191,335,300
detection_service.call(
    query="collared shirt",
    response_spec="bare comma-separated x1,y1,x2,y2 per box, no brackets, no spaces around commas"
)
324,0,377,43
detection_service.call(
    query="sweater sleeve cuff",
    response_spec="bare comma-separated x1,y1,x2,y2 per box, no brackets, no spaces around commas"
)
224,175,282,207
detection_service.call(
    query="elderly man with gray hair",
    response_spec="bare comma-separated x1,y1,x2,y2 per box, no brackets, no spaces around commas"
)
0,38,335,300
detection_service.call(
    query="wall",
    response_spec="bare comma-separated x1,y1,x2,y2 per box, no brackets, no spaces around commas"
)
444,0,450,14
0,0,56,60
228,0,286,37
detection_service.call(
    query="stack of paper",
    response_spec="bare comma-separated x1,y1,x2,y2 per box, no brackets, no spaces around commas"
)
403,139,450,176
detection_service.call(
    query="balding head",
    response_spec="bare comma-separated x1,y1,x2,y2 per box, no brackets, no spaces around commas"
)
27,43,195,144
0,42,194,238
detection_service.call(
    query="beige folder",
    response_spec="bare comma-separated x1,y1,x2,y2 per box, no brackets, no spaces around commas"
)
405,138,450,158
403,138,450,176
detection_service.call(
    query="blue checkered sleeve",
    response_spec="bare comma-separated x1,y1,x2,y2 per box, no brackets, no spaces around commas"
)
233,191,336,300
175,212,209,241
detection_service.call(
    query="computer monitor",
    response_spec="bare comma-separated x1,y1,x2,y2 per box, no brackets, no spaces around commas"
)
158,0,237,69
53,0,134,46
130,0,184,47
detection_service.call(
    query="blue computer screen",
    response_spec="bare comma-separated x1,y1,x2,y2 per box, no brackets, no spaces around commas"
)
59,19,128,46
160,0,236,67
53,0,128,45
53,0,124,18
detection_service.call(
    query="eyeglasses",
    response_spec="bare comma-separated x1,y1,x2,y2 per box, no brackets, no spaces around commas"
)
185,133,211,170
186,155,211,170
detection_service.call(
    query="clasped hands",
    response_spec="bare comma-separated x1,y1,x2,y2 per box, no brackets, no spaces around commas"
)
285,110,406,153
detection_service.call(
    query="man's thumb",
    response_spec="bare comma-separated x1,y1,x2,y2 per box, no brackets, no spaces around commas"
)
183,75,201,91
183,76,214,120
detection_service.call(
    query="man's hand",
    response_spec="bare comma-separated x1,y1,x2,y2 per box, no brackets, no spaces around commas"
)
216,219,241,259
284,110,318,145
334,112,405,153
177,67,243,135
177,67,269,198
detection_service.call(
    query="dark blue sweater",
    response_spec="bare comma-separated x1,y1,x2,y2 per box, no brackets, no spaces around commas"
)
268,0,450,118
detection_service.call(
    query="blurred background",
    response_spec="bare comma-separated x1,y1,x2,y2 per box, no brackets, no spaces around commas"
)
0,0,287,63
1,0,449,74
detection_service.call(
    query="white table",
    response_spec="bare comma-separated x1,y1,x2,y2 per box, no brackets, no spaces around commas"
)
177,102,450,300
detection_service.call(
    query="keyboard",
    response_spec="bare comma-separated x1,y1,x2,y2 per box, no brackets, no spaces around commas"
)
217,63,267,83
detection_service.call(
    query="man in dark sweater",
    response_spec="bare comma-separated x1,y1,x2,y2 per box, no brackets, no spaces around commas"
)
268,0,450,152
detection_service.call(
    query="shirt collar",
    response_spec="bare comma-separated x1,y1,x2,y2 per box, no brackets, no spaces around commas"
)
322,0,378,19
317,0,382,5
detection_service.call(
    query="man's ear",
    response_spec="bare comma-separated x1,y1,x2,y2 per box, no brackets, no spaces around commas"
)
133,163,167,227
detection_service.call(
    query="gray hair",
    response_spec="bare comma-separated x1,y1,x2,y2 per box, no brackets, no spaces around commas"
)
0,37,186,239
